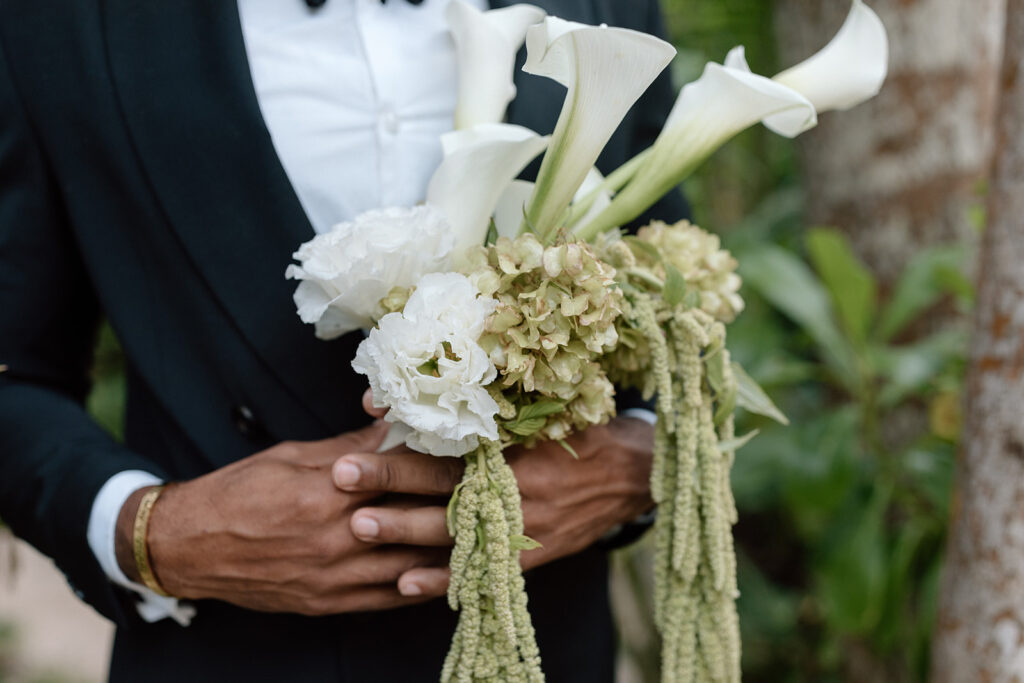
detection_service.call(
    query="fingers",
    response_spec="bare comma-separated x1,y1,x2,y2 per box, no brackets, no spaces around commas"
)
351,506,452,546
332,451,464,496
338,546,449,587
287,421,390,467
396,566,451,598
362,388,388,420
348,419,390,452
326,584,428,613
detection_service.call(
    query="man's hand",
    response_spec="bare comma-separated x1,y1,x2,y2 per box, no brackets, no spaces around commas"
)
114,421,459,616
334,414,655,599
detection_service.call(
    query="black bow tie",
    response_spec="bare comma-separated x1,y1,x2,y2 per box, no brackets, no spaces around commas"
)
304,0,424,7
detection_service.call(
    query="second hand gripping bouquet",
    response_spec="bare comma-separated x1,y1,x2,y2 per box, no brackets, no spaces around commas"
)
286,2,888,681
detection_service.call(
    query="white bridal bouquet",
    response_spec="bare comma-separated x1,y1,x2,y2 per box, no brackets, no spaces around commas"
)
287,1,888,681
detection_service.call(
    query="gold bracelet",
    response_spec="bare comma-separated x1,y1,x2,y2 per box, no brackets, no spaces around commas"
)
133,485,170,597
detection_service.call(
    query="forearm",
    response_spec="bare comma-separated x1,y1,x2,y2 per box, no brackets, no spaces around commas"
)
0,378,169,622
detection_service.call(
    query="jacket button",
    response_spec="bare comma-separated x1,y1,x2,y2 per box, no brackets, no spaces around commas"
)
232,405,260,438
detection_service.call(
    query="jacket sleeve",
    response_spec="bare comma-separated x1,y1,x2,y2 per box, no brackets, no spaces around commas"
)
0,34,168,624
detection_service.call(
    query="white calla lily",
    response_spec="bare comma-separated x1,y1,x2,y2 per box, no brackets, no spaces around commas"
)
578,0,888,238
520,16,676,239
769,0,888,133
494,180,535,240
567,166,612,232
426,123,549,265
447,0,547,129
578,63,815,238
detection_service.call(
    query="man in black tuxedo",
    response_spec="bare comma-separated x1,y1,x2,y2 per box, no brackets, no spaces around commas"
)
0,0,685,680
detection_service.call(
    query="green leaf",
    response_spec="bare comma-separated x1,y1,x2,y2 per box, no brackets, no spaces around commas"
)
816,487,891,634
877,245,968,341
503,399,567,437
505,417,547,437
509,534,543,551
718,429,759,452
901,445,955,517
557,439,580,459
745,356,818,387
714,386,737,426
704,343,726,393
517,400,566,422
702,340,737,425
806,228,877,345
732,362,789,425
740,245,859,391
663,263,687,308
877,519,930,651
872,328,967,408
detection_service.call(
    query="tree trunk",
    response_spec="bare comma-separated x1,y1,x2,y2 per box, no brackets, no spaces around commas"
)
931,2,1024,679
773,0,1005,286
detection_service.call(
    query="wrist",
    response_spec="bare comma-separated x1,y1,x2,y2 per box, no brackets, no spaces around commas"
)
114,485,159,583
144,482,205,600
608,416,656,518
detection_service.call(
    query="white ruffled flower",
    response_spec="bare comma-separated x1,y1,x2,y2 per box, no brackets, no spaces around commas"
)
352,272,500,457
285,206,455,340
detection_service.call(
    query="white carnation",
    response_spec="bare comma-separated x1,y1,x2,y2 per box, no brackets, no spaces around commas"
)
352,273,500,457
285,206,455,340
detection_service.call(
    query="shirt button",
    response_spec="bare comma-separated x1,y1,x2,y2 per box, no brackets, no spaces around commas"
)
380,106,400,135
232,405,260,438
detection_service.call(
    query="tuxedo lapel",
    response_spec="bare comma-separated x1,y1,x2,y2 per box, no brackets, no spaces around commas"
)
102,0,352,432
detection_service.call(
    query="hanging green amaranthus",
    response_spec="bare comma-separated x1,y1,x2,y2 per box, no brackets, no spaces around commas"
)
649,309,741,683
598,221,747,682
443,440,544,683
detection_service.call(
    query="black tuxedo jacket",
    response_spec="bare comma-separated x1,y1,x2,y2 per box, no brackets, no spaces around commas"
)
0,1,684,680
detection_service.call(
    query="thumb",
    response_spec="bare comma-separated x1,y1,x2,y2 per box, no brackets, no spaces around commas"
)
348,418,390,452
362,388,389,420
316,419,390,460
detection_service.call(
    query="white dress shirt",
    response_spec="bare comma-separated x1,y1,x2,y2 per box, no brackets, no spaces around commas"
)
88,0,654,624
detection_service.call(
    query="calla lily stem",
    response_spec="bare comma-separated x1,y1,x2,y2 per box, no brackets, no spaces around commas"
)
561,149,651,232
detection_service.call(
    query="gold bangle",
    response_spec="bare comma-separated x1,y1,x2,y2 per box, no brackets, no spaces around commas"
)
133,485,170,597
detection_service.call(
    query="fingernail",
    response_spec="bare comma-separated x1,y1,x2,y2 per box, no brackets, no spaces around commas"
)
400,582,422,597
352,515,379,539
334,461,360,488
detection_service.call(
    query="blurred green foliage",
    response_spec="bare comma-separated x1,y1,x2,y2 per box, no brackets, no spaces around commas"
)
728,216,968,682
86,324,126,443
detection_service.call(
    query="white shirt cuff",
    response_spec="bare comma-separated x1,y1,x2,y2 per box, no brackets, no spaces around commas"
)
87,470,195,626
621,408,657,426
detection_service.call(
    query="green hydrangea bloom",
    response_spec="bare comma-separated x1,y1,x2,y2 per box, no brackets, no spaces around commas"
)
597,220,744,323
596,220,744,397
640,220,744,322
465,234,623,444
